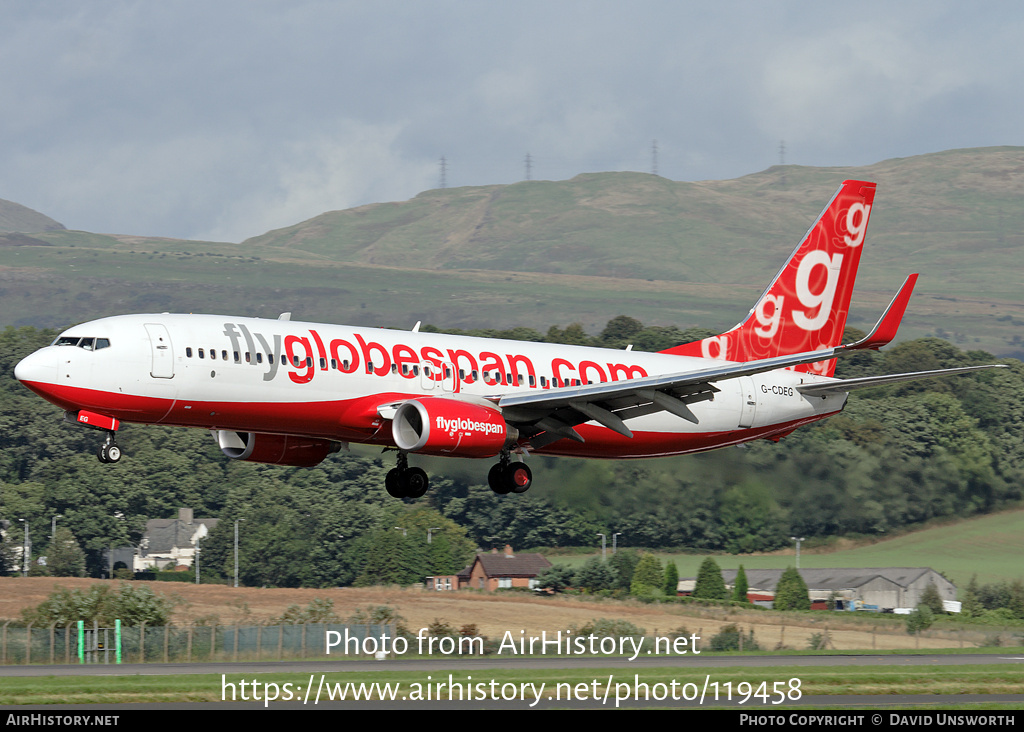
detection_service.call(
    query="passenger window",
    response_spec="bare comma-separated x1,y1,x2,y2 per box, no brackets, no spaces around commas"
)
233,351,240,363
293,355,300,367
529,375,536,387
306,357,312,368
198,349,205,359
245,352,251,363
186,347,193,358
320,357,327,369
343,359,350,370
256,353,263,364
331,358,337,370
222,350,228,361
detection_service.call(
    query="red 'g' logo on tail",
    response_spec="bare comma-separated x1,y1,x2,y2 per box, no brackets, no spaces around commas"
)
661,180,876,377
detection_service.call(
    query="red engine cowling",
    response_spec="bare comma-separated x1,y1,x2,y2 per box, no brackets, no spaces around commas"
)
392,398,508,457
215,430,341,467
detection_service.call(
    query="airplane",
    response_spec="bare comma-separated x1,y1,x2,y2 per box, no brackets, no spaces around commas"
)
14,179,1005,498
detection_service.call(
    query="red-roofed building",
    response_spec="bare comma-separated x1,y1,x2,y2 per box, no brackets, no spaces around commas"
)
427,545,550,591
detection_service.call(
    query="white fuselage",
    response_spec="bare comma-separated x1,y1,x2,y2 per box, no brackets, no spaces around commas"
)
15,313,848,459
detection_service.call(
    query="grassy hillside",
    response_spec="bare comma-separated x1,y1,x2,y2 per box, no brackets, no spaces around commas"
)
0,198,64,233
598,508,1024,586
2,147,1023,355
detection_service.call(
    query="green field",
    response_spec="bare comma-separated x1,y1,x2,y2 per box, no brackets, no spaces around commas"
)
551,507,1024,586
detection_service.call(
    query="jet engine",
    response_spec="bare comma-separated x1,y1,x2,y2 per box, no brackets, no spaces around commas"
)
391,398,510,457
214,430,342,467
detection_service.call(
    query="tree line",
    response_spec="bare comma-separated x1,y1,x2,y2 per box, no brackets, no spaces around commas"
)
1,321,1021,587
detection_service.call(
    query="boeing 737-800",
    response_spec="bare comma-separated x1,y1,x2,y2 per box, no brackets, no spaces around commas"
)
13,180,1004,498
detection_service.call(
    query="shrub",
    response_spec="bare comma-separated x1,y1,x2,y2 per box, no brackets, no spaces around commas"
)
709,624,760,651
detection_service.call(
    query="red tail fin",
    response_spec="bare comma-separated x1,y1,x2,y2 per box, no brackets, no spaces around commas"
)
662,179,876,376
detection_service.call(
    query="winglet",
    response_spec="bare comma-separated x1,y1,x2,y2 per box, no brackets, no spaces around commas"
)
840,273,918,352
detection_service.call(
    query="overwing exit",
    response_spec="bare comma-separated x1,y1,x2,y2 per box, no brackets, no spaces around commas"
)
14,180,1006,498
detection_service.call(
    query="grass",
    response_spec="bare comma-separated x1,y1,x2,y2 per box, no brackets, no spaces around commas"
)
548,507,1024,587
1,662,1020,706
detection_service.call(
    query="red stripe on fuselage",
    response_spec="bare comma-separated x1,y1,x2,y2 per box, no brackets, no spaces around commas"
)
21,380,834,458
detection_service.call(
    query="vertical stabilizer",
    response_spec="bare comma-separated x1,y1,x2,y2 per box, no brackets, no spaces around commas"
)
661,179,876,376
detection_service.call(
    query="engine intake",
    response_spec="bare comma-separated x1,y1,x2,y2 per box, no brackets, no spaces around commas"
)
392,398,508,457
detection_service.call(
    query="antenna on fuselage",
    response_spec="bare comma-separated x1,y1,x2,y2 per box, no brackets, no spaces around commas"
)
412,321,421,332
278,312,291,321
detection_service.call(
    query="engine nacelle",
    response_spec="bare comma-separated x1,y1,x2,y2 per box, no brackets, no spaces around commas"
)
392,398,509,457
214,430,341,467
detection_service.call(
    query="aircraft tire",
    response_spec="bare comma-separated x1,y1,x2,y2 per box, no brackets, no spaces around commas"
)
97,445,109,463
508,463,532,493
488,463,510,494
385,468,404,498
106,445,122,463
401,467,429,498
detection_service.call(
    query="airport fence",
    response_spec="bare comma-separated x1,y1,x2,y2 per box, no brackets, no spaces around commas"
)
0,621,395,665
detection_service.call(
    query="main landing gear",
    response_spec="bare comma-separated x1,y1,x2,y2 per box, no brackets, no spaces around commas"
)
97,432,122,464
487,452,532,495
384,450,533,498
385,452,429,499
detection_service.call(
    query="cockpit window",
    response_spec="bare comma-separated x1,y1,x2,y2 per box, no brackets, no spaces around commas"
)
51,336,111,350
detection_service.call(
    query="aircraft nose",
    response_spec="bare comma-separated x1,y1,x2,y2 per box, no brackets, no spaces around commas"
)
14,348,57,385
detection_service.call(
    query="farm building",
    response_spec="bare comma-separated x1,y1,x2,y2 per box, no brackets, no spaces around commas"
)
678,567,956,611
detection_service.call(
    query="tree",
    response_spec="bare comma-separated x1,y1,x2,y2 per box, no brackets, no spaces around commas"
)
535,564,575,593
773,567,810,611
920,581,944,614
692,557,727,600
663,560,679,597
574,557,615,593
607,549,640,592
630,553,664,596
733,564,750,604
47,526,86,577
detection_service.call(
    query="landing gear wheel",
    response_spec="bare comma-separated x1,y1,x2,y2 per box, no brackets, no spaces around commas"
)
400,467,429,498
97,443,122,464
508,462,532,493
488,463,511,494
385,468,403,498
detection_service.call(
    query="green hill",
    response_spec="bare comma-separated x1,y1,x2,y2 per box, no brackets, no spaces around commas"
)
2,146,1023,356
0,198,64,233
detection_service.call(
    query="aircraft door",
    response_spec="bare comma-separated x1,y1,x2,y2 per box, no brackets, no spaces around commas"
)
737,376,757,429
420,361,437,391
440,361,458,393
144,323,175,379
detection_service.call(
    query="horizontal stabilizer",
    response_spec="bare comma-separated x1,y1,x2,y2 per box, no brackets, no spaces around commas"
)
797,364,1007,397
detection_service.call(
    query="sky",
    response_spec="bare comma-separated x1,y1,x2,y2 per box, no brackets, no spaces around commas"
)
2,1,1023,243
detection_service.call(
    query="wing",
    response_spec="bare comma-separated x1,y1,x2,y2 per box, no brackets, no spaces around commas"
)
497,275,1006,447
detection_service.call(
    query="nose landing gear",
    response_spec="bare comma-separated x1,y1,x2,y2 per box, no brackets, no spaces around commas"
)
97,432,121,463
